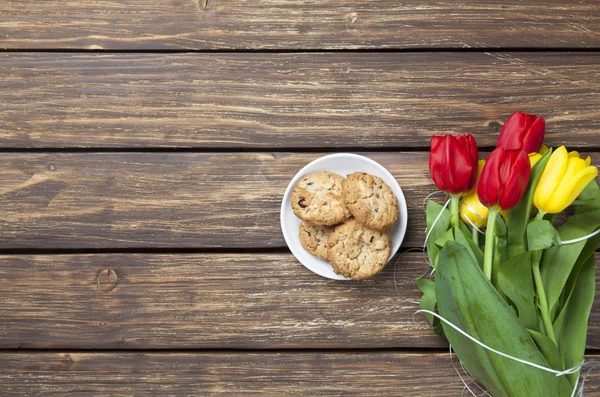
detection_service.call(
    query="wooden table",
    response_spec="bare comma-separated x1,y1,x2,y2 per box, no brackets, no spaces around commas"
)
1,2,600,395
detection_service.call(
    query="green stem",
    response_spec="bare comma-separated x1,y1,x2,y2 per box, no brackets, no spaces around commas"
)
483,210,498,280
532,251,557,344
472,226,479,246
493,233,502,288
535,210,545,221
450,195,460,228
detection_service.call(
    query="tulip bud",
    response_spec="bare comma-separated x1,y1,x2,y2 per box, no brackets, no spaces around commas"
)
460,160,488,228
528,152,542,168
533,146,599,214
477,148,531,211
497,111,545,154
429,134,479,196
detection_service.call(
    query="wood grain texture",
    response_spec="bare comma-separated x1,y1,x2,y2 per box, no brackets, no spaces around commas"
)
3,352,599,396
0,252,598,349
1,1,600,50
3,53,600,148
1,152,598,250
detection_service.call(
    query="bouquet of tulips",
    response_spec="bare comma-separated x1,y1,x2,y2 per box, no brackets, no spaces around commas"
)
418,111,600,396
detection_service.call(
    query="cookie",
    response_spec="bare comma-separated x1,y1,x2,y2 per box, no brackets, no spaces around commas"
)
327,219,391,280
291,171,351,226
298,221,334,260
343,172,399,231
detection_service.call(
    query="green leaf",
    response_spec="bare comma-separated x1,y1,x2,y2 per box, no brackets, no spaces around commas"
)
493,234,509,299
527,329,562,371
455,227,484,269
414,278,444,336
459,215,474,240
434,228,454,248
426,200,452,267
507,150,552,258
578,179,599,202
562,230,600,309
541,209,600,312
435,242,562,397
554,255,596,386
495,211,507,237
497,252,538,330
575,180,600,214
527,220,560,251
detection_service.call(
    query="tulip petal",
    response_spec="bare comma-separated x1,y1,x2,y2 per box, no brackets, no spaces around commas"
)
429,136,448,192
557,157,588,191
466,134,479,189
523,117,545,153
539,144,549,155
497,111,527,151
478,148,503,207
542,166,599,213
533,146,568,211
448,135,476,194
529,153,542,168
499,150,531,210
585,156,592,166
460,179,489,229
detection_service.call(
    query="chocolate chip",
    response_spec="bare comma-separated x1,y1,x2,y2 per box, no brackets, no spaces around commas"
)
298,198,307,208
370,236,374,243
307,182,313,186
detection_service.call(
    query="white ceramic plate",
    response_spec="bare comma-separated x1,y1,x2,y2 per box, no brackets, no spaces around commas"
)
280,153,408,280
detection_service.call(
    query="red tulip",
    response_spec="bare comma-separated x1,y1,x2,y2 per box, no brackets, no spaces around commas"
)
429,134,479,195
496,111,545,153
477,148,531,210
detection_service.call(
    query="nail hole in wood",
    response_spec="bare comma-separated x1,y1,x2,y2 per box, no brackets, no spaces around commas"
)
97,269,118,293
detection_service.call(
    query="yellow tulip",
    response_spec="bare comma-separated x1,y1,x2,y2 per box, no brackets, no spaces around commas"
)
533,146,599,214
460,160,489,228
529,152,542,168
528,144,549,168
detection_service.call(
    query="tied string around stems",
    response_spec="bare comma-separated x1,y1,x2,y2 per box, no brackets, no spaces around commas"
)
415,310,585,397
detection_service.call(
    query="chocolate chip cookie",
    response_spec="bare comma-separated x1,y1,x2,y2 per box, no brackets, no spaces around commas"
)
298,221,334,260
327,219,391,280
343,172,399,231
292,171,351,226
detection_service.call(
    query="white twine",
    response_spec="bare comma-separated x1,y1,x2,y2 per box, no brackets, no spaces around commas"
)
458,360,492,397
424,198,451,252
570,372,581,397
416,310,584,377
450,344,477,397
423,191,448,213
463,211,485,235
561,228,600,245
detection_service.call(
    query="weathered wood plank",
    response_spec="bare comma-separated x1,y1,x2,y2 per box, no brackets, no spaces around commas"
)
0,252,440,348
0,253,599,349
1,152,598,250
1,1,600,50
1,352,599,396
2,53,600,148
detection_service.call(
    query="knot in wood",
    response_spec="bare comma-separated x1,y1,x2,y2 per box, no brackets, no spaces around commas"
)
345,12,359,27
488,120,502,132
97,269,118,293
